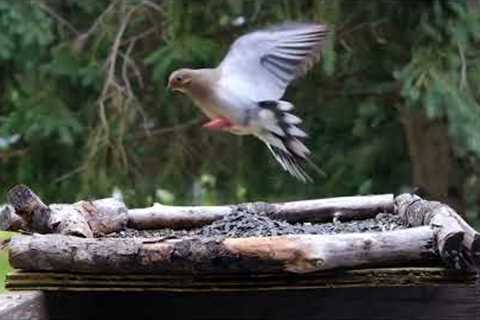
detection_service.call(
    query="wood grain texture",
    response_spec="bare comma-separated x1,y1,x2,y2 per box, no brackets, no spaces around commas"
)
3,185,394,231
268,194,394,223
128,203,232,229
0,205,24,231
5,269,479,320
9,227,437,274
3,185,128,237
396,193,480,270
6,268,477,292
128,194,394,229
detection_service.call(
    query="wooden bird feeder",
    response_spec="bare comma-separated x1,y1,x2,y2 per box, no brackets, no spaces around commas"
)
1,184,479,320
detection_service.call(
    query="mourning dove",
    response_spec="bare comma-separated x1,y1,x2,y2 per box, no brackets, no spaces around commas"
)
168,23,329,181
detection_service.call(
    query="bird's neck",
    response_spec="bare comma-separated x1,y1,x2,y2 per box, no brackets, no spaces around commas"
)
187,68,218,100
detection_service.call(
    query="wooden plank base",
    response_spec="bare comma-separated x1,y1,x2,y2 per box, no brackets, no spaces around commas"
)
6,268,478,292
37,286,480,320
5,268,480,320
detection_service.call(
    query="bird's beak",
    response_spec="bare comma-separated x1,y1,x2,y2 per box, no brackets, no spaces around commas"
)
167,80,179,92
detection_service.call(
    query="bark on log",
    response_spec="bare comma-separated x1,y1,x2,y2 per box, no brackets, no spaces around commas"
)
128,204,231,229
7,185,51,233
5,185,128,237
395,193,480,270
9,227,437,274
0,205,25,231
128,194,394,229
4,185,394,232
47,204,93,238
74,199,128,235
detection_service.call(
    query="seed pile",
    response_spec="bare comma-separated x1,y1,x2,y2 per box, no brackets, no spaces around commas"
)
108,208,405,239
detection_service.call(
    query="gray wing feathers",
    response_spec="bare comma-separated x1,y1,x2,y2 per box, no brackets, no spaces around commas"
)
218,23,329,100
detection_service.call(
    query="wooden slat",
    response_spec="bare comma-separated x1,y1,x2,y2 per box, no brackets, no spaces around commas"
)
6,267,478,292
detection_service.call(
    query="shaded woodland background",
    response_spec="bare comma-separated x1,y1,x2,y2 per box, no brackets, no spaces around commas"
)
1,0,480,224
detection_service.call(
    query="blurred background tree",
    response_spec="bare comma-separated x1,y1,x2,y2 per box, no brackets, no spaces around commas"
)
0,0,479,224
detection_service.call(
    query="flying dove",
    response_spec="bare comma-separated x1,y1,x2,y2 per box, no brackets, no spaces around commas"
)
168,23,329,181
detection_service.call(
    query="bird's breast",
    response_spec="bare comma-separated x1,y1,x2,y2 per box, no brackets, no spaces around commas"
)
189,81,258,136
211,85,256,124
192,95,225,120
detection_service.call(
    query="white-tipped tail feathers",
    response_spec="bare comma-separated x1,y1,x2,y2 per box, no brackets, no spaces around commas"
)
255,100,314,182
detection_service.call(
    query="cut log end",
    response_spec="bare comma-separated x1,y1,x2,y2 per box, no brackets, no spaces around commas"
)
7,185,46,214
2,185,128,237
7,185,45,219
0,205,25,231
395,193,480,271
437,231,469,270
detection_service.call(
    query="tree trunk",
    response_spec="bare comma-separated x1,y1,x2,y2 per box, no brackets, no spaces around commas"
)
399,108,465,213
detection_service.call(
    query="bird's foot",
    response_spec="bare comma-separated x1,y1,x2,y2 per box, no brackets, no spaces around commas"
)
202,117,234,131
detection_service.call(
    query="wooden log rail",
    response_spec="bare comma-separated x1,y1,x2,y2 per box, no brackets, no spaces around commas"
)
9,228,436,274
128,194,394,229
2,184,480,273
2,185,394,235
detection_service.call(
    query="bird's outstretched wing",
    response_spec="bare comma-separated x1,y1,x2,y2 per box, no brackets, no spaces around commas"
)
218,23,329,101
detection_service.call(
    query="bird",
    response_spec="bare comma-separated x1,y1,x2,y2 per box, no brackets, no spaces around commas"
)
167,22,329,182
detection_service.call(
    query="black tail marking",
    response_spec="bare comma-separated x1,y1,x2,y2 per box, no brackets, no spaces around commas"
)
258,100,317,182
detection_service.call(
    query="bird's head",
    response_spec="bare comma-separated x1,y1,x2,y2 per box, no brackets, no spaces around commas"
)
167,69,194,93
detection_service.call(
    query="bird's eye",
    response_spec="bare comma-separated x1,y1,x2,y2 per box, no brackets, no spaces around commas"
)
176,76,182,82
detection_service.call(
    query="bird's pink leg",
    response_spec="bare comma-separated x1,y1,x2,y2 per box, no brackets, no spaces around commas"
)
202,117,234,131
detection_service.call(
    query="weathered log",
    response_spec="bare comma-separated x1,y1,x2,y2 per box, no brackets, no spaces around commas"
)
128,194,394,229
395,193,480,270
128,203,231,229
47,204,93,238
9,227,437,274
451,213,480,266
7,185,51,233
265,194,394,223
74,199,128,235
0,205,25,231
4,185,394,232
4,185,128,237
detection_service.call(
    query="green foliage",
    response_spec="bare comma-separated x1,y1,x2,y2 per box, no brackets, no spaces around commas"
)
0,1,53,61
395,2,480,155
0,0,479,214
